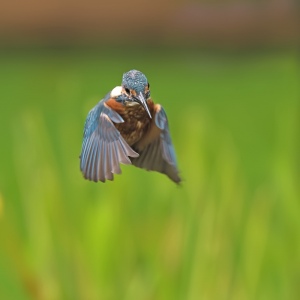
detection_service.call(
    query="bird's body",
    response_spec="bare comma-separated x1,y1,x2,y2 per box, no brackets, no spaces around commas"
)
106,97,154,146
80,70,181,183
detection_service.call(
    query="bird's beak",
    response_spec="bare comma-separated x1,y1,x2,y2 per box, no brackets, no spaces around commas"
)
134,92,152,119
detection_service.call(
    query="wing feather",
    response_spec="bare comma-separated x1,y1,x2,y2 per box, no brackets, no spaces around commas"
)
132,105,181,183
80,99,139,182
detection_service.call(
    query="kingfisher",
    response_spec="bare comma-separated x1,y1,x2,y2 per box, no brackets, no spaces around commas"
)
80,70,181,183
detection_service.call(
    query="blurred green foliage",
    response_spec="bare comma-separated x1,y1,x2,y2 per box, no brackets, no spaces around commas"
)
0,48,299,300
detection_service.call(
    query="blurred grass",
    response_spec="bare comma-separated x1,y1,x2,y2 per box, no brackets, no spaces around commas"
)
0,47,299,300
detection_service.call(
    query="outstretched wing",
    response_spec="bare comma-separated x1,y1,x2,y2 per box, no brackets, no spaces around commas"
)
80,99,139,182
132,104,181,183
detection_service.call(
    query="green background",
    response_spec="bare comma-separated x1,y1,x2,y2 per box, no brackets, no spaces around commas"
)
0,48,299,299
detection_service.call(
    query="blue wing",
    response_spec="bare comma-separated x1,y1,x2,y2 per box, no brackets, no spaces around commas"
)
80,99,139,182
132,105,181,183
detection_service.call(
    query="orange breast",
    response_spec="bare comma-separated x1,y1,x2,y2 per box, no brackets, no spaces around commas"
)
106,98,155,146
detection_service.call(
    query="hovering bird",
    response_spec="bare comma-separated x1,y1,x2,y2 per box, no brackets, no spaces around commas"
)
80,70,181,183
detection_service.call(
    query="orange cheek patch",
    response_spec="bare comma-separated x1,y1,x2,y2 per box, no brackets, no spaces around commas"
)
105,98,125,114
130,89,137,97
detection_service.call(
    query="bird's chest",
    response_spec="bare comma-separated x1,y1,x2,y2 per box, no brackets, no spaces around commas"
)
114,104,152,146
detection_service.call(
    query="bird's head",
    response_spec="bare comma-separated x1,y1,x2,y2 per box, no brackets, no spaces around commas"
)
110,70,152,118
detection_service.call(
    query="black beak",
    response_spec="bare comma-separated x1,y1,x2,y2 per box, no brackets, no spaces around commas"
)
133,92,152,119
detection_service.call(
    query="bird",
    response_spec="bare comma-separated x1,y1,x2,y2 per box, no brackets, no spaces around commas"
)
79,69,181,183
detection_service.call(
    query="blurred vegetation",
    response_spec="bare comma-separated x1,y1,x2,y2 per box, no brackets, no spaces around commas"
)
0,47,299,299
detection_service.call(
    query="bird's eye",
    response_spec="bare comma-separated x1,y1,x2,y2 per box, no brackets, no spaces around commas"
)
125,88,130,95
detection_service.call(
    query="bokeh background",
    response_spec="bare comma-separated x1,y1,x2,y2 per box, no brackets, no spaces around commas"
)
0,0,299,299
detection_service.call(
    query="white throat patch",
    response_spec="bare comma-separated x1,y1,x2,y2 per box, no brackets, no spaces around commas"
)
127,101,139,106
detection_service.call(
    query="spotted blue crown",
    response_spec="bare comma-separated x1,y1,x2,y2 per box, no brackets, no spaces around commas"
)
122,70,148,94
